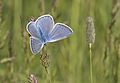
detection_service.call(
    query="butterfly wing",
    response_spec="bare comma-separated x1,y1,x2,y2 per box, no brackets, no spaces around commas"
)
35,14,54,37
48,23,73,42
26,21,41,39
30,37,44,54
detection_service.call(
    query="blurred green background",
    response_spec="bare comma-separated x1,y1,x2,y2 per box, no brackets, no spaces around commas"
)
0,0,120,83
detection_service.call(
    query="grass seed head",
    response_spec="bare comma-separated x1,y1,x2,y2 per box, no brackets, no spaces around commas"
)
86,16,95,45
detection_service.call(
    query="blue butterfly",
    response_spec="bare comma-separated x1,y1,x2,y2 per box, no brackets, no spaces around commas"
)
26,14,73,55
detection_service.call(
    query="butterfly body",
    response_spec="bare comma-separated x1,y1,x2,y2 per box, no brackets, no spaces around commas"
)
26,14,73,55
38,28,48,44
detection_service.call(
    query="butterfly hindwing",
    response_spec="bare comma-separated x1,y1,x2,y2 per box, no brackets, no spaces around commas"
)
48,23,73,42
30,37,44,54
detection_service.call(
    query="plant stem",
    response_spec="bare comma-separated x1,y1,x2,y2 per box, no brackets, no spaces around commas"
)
89,43,93,83
46,68,52,83
40,47,51,83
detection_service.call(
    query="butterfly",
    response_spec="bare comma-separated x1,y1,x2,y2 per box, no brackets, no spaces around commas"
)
26,14,73,55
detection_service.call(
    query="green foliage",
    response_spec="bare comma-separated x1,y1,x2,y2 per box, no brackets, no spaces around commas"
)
0,0,120,83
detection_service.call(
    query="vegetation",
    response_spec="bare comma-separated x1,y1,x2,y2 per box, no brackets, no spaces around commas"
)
0,0,120,83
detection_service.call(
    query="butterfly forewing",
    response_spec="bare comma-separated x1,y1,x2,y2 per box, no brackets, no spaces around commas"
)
36,15,54,37
27,21,43,39
48,23,73,42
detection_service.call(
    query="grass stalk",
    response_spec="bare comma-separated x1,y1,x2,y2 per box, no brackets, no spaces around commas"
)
89,43,93,83
45,68,52,83
40,46,51,83
86,16,95,83
0,0,2,23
